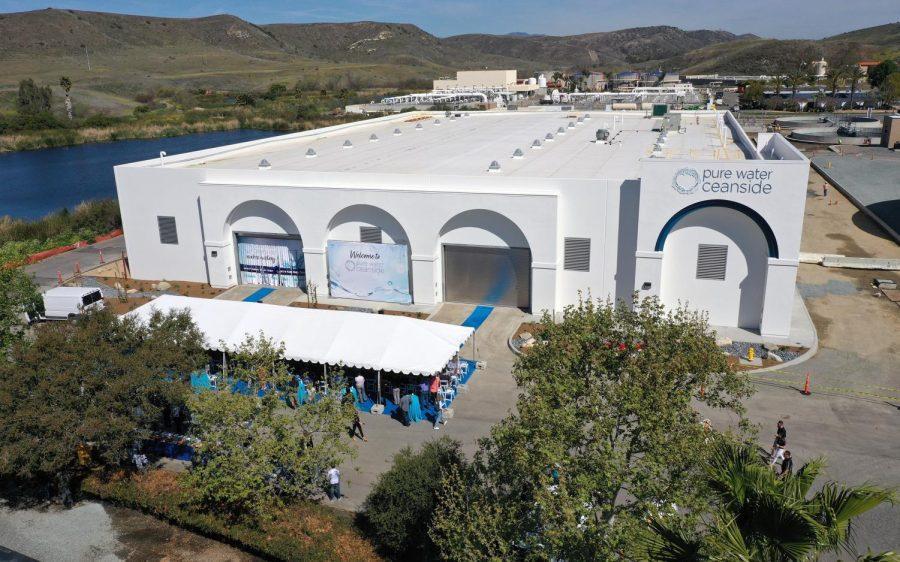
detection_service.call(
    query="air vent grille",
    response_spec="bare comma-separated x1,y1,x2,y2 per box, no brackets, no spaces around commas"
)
360,226,382,244
564,237,591,271
157,216,178,245
696,244,728,280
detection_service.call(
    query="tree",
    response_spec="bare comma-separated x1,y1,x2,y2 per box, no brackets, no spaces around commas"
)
16,78,52,115
430,297,754,560
360,437,465,559
742,81,766,109
59,76,73,120
824,66,844,103
0,308,205,502
847,65,868,109
867,60,897,89
879,72,900,107
0,267,42,355
639,440,896,561
184,334,355,520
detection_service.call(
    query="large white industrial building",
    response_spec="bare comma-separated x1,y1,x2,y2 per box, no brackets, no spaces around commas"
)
115,109,809,337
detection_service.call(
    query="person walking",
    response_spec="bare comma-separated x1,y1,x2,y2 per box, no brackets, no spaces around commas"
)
354,373,367,403
433,403,445,430
770,435,786,466
351,409,367,441
770,420,787,456
399,393,411,427
779,451,793,478
327,466,341,500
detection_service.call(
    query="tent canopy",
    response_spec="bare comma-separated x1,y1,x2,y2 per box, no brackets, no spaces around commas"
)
127,295,473,376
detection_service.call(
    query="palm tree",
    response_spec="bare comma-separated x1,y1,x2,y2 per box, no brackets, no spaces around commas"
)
824,66,844,106
639,440,895,561
59,76,73,120
847,65,868,110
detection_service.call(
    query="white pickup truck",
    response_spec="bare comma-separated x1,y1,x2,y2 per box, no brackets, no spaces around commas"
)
42,286,105,320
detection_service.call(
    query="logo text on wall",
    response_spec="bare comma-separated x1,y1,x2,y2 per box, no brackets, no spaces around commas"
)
673,167,774,195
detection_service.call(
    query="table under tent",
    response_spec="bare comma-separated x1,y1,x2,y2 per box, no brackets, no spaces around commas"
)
127,295,476,422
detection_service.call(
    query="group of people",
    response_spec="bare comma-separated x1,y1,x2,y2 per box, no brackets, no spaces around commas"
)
769,420,793,477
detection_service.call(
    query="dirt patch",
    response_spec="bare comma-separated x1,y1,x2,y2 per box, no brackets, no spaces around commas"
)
96,277,226,299
381,309,429,320
104,296,152,315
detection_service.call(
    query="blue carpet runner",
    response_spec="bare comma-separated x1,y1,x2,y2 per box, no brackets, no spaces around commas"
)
243,287,275,302
461,305,493,330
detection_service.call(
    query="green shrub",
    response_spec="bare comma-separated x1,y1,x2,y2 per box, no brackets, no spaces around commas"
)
359,437,465,560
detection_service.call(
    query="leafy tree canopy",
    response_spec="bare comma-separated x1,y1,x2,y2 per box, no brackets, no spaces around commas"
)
0,267,42,355
17,78,52,116
0,307,206,499
430,297,754,561
868,60,898,89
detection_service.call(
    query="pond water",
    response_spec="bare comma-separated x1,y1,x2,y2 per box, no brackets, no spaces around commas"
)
0,129,281,220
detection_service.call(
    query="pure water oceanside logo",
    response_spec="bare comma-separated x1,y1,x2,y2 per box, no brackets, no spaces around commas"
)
672,167,775,196
672,168,700,194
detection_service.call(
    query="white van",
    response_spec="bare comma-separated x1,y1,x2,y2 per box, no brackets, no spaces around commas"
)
42,287,106,320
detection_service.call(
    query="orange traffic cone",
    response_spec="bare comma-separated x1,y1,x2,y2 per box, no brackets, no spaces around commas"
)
699,384,706,398
802,373,811,396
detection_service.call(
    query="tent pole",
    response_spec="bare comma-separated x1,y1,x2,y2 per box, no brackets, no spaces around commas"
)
222,351,227,377
377,370,382,405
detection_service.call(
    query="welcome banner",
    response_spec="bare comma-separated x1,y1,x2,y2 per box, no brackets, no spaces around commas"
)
327,240,411,304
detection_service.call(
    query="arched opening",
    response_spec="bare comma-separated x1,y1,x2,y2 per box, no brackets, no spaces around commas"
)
659,203,770,329
325,204,413,304
439,209,532,311
225,200,305,288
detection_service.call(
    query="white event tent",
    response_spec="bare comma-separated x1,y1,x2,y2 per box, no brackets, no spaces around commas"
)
127,295,473,376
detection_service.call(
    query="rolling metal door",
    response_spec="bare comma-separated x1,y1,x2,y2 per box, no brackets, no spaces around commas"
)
442,244,531,310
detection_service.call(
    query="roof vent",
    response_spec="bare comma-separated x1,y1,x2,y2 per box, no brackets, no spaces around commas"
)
557,126,566,135
545,133,555,142
449,115,456,121
305,148,317,158
434,119,441,125
369,133,379,142
415,123,424,130
584,113,592,120
568,122,576,129
531,139,542,149
258,159,272,170
512,148,524,159
393,128,402,135
464,113,470,117
576,117,584,124
488,160,501,172
343,139,353,149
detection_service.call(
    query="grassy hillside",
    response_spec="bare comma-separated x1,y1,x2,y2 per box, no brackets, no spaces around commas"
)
0,8,896,119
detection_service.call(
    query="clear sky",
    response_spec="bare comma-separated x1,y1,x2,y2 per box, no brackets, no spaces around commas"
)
2,0,897,39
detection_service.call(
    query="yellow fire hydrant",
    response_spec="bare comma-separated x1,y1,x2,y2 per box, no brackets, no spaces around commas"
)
748,347,755,361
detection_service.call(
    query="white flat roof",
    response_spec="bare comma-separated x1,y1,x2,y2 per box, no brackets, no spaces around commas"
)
175,111,751,180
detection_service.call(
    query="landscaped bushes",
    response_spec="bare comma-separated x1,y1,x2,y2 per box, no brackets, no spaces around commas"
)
0,199,122,265
82,469,382,562
359,437,465,560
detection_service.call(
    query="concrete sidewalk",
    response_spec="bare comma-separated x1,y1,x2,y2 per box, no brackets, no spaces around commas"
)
332,303,524,511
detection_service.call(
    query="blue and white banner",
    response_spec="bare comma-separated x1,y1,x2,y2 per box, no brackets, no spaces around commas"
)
237,236,305,288
327,240,411,304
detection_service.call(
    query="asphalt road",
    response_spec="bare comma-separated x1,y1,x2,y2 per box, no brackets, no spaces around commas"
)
23,236,127,289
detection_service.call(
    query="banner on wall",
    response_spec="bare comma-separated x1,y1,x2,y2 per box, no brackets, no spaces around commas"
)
327,240,411,304
237,235,305,288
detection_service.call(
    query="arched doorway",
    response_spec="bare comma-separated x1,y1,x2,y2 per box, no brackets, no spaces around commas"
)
225,200,305,288
658,201,773,329
439,209,532,311
325,204,413,304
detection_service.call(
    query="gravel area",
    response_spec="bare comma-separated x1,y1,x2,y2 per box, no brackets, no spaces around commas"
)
719,341,803,363
0,501,121,562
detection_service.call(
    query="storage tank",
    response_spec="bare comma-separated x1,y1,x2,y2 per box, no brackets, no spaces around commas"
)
538,74,547,88
612,102,638,110
528,77,537,85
